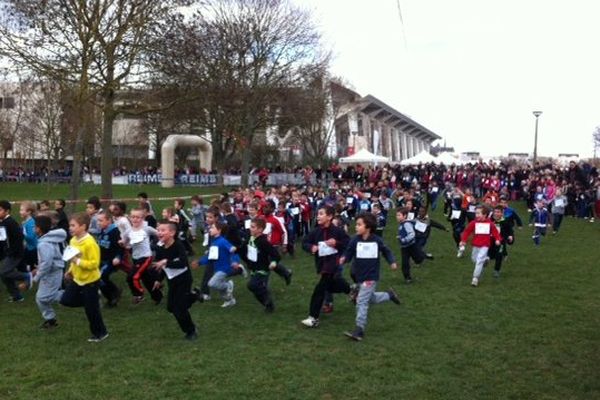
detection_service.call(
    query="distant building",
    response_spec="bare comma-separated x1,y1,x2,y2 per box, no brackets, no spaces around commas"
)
332,83,440,162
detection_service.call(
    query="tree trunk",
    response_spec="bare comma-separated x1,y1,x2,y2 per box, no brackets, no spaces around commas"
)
69,126,85,214
101,90,115,200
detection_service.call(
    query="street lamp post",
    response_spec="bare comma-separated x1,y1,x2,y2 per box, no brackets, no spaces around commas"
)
532,111,543,166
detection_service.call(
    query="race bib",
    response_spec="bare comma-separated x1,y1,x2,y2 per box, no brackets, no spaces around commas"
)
407,212,415,221
164,267,187,280
431,187,439,193
244,219,251,230
356,242,378,259
208,245,219,260
291,207,300,216
555,199,564,207
364,192,371,199
468,205,476,213
346,197,354,204
360,203,369,211
415,221,428,233
318,241,338,257
451,210,462,220
129,229,146,245
475,223,490,235
0,226,6,241
62,246,81,262
247,246,258,262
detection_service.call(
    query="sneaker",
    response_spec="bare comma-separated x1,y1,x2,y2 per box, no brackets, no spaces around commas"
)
344,326,364,341
471,277,479,287
238,264,249,278
590,218,595,223
132,295,144,304
264,302,275,313
405,278,413,285
284,270,293,286
185,331,198,341
457,245,465,258
221,298,236,308
88,332,109,343
202,294,211,302
321,304,334,314
192,287,204,303
388,287,401,305
40,319,58,329
425,253,434,260
8,295,24,303
493,270,500,278
301,316,319,328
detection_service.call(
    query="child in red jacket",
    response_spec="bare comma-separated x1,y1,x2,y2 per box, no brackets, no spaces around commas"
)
460,206,501,287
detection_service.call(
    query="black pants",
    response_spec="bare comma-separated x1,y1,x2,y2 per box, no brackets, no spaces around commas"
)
273,263,291,281
60,280,107,337
401,244,425,280
201,263,214,295
23,249,38,271
0,256,26,299
128,257,163,303
167,270,196,335
99,262,120,303
247,273,272,307
488,243,507,272
309,273,350,319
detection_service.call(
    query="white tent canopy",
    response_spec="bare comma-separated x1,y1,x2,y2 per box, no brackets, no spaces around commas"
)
399,151,437,165
339,148,390,164
435,152,463,165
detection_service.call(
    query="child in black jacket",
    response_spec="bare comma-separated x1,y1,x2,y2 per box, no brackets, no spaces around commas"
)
239,218,281,312
300,206,351,328
488,206,514,278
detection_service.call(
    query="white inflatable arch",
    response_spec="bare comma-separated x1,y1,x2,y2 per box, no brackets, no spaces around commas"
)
161,134,213,188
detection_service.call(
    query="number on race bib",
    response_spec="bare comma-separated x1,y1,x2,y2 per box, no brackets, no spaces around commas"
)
356,242,378,259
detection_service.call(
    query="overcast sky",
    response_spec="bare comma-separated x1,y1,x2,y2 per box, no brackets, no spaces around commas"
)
299,0,600,158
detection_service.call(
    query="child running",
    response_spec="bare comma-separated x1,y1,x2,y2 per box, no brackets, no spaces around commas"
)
60,213,109,342
33,215,66,329
396,207,425,284
239,218,281,312
301,206,351,328
339,213,400,341
198,222,240,308
152,220,199,341
459,206,502,287
121,208,161,304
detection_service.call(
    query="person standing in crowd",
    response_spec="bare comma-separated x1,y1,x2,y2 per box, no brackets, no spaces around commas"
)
0,200,32,302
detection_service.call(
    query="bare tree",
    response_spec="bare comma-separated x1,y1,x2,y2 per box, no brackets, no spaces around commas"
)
0,0,189,201
153,0,328,185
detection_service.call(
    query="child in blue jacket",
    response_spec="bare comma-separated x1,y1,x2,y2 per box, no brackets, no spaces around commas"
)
198,222,240,308
339,213,399,341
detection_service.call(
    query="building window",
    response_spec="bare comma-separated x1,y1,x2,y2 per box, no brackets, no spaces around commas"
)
0,97,16,109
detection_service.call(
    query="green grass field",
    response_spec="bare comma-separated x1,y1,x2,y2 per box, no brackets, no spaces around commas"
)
0,183,598,400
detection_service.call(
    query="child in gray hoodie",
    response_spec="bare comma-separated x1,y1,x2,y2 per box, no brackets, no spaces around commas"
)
34,215,67,329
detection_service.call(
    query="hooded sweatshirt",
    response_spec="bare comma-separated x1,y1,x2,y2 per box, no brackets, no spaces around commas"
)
34,228,67,283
